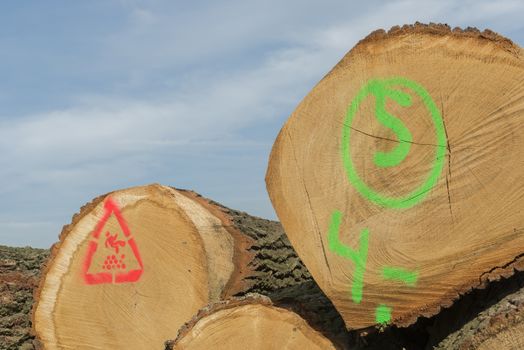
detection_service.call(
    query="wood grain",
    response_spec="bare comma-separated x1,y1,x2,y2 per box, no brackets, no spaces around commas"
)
169,296,337,350
266,23,524,329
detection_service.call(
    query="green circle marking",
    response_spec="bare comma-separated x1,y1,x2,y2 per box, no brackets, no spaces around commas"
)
342,77,447,209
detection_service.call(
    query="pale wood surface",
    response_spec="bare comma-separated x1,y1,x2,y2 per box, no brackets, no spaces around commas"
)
171,297,337,350
34,185,212,349
266,24,524,329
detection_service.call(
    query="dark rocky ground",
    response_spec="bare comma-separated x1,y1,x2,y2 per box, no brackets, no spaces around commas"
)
1,242,523,350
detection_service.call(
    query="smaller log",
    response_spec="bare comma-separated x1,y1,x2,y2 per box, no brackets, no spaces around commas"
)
166,295,338,350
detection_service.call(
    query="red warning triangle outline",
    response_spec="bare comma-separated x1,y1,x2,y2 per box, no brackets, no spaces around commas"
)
82,197,144,285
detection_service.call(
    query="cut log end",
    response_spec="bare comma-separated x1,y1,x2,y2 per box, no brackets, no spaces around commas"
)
266,23,524,329
33,184,217,349
32,184,346,349
167,296,338,350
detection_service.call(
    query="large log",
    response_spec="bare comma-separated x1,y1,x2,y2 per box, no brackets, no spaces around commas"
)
266,23,524,330
32,184,345,349
166,295,337,350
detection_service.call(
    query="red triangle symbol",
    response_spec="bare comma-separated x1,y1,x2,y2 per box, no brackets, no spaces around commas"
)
82,197,144,285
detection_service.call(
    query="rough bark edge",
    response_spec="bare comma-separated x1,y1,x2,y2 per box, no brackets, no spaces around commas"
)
337,268,524,349
30,191,108,348
357,22,519,56
175,188,315,298
324,22,523,87
393,249,524,328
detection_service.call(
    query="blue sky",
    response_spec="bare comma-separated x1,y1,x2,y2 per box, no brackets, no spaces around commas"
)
1,0,523,248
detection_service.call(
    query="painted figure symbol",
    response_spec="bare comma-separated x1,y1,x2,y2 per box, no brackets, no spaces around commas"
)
105,231,125,254
82,198,144,285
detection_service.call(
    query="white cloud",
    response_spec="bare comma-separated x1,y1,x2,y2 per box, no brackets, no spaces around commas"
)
2,0,524,247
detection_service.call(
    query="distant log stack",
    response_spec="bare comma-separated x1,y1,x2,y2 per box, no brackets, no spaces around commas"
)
265,23,524,329
32,184,345,349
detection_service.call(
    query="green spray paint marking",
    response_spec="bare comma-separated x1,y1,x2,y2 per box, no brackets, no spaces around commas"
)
374,267,419,323
375,304,392,324
329,77,440,325
327,210,369,303
369,80,413,168
381,267,418,286
342,77,447,209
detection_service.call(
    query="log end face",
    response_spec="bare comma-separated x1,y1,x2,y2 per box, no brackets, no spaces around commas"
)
32,184,215,349
265,23,524,330
169,295,338,350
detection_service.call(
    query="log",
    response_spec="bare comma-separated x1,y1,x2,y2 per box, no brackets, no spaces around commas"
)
33,184,346,349
166,295,337,350
265,23,524,330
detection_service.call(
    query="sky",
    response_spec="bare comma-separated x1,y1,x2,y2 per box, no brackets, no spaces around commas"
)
1,0,523,248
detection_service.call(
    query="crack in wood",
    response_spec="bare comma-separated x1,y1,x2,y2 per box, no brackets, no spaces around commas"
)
341,122,445,148
440,101,454,223
286,130,332,276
